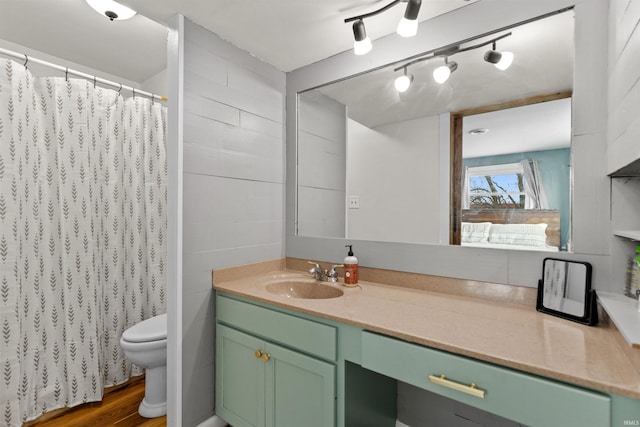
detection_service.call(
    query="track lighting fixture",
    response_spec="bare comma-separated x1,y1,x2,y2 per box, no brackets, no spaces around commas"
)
394,68,414,92
352,20,372,56
433,58,458,84
397,0,422,37
345,0,421,55
85,0,136,20
392,32,513,88
484,42,514,70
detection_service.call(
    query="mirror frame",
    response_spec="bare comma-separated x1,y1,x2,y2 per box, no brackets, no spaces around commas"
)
536,257,597,325
285,0,609,288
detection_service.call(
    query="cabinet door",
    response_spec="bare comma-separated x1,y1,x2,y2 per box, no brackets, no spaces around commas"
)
216,325,266,427
265,341,336,427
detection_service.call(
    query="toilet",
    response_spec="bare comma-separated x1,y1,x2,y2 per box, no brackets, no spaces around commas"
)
120,313,167,418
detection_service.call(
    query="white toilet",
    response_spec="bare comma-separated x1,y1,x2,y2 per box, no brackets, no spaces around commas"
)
120,313,168,418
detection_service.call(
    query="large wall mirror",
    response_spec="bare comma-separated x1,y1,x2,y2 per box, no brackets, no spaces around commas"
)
296,9,574,253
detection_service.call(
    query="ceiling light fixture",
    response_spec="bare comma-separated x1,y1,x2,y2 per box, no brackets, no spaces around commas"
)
394,68,414,92
345,0,421,55
397,0,422,37
433,58,458,84
484,42,514,70
352,20,373,56
85,0,137,21
392,32,512,88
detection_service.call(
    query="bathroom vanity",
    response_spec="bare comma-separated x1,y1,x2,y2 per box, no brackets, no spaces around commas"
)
212,260,640,427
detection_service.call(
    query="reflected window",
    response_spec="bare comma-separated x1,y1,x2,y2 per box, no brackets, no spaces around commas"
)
466,163,525,209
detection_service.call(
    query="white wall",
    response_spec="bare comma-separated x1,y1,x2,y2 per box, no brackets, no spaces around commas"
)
347,116,440,244
141,68,168,97
298,92,346,237
608,1,640,289
607,0,640,174
175,17,286,427
398,382,520,427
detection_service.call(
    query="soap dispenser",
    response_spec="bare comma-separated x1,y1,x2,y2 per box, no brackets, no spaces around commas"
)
344,245,358,287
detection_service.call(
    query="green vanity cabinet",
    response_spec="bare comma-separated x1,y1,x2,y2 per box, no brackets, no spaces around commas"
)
216,295,337,427
215,292,636,427
361,331,612,427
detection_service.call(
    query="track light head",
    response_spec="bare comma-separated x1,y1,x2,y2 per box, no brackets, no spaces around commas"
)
394,69,414,92
484,42,514,70
397,0,421,37
352,19,372,55
353,19,366,41
433,59,458,84
403,0,422,20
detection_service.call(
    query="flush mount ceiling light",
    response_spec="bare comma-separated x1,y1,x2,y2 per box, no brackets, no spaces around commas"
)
484,42,514,70
85,0,137,21
433,58,458,84
344,0,422,55
394,68,414,92
352,20,373,56
468,128,489,135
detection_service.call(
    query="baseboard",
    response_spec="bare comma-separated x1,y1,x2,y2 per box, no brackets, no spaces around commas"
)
196,414,403,427
196,414,228,427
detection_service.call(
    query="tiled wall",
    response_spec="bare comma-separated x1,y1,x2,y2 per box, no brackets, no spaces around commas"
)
181,18,285,426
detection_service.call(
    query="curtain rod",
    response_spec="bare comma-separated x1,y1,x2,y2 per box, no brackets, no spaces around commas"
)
0,47,168,102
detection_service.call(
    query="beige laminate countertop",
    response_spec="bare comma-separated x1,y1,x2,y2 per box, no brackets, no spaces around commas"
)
212,263,640,400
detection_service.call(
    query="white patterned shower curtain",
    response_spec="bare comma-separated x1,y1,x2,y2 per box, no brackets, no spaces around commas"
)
0,59,167,426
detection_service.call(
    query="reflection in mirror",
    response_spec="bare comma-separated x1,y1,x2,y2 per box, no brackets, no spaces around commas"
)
452,93,572,252
537,258,596,325
296,10,574,250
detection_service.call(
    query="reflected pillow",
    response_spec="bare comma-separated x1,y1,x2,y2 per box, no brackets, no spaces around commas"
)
461,222,492,243
488,223,548,247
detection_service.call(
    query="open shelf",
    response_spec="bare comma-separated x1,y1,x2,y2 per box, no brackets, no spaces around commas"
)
597,291,640,348
613,230,640,241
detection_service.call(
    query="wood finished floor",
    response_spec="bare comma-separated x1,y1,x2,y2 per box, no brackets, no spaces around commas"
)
27,377,166,427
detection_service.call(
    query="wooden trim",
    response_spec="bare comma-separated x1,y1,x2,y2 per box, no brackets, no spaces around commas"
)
450,114,463,245
449,91,572,245
452,91,572,118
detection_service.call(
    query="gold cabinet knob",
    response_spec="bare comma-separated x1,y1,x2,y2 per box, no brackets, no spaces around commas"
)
254,350,263,359
260,353,271,362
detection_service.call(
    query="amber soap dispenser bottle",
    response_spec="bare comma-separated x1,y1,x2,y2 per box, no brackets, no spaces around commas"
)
343,245,359,287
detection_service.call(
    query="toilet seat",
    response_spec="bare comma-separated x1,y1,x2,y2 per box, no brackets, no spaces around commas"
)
122,313,167,343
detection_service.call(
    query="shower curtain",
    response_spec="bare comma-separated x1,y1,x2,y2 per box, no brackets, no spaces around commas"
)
0,59,167,426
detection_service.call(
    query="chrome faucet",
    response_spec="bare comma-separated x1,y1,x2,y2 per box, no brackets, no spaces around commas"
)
308,261,344,283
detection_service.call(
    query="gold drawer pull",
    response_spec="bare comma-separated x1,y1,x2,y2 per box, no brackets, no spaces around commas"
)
428,374,485,399
254,350,263,359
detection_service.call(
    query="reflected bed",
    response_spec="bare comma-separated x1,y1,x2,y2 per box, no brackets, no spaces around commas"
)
460,209,561,252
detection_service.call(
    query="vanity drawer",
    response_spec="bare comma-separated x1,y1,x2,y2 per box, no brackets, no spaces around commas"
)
217,294,337,361
361,331,610,427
